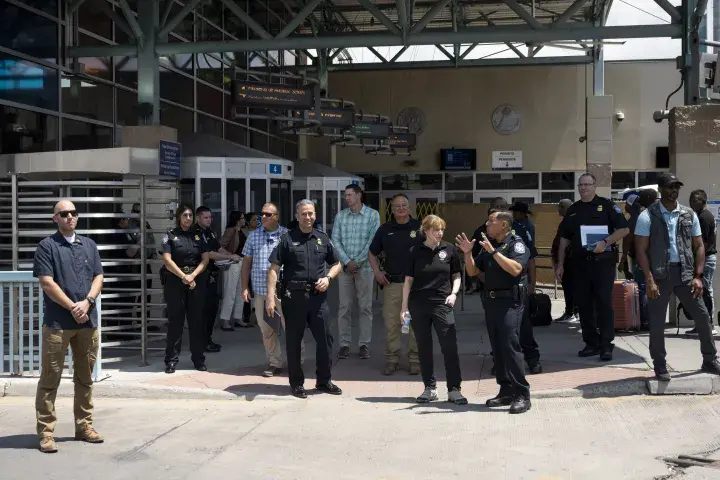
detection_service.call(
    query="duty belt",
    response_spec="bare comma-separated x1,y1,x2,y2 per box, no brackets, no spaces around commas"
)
482,285,524,300
386,274,405,283
287,280,316,293
180,265,197,273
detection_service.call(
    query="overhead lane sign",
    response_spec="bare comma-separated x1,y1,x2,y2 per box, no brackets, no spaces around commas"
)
232,81,315,109
293,108,355,128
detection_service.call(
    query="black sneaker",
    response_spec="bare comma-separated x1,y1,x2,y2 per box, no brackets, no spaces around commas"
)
338,346,350,359
315,381,342,395
165,362,177,374
599,351,613,362
486,394,514,408
527,362,543,374
291,386,308,399
359,345,370,359
701,358,720,375
194,362,208,372
578,346,601,358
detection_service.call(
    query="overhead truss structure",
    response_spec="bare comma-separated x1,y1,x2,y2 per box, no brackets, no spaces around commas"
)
69,0,687,71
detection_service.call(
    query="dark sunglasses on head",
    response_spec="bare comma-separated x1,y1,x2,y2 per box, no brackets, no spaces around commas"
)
261,212,275,218
56,210,78,218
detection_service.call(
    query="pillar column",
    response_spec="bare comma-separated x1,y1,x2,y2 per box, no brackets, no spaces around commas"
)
137,0,160,125
586,45,613,198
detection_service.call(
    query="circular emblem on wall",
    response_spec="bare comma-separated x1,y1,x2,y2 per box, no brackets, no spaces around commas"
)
491,104,522,135
397,107,427,135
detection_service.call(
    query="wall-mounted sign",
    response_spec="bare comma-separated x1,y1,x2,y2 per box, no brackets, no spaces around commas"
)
269,163,282,175
389,133,417,148
492,150,523,170
232,81,314,109
353,122,390,139
294,108,355,128
159,140,181,178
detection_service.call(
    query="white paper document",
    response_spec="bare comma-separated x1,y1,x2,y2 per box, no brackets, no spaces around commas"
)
580,225,610,249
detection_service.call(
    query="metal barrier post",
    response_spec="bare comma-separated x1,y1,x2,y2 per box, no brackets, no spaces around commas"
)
140,175,148,366
92,295,104,381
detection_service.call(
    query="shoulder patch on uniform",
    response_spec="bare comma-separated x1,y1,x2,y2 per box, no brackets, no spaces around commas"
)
514,242,526,254
162,233,169,244
613,204,622,214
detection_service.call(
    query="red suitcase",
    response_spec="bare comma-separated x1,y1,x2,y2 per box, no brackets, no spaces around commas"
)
612,280,640,331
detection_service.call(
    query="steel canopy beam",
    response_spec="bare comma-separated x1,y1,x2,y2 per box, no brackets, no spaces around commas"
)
653,0,682,23
503,0,544,29
220,0,273,40
396,0,409,33
276,0,325,39
478,10,525,57
118,0,145,47
410,0,453,34
158,0,207,38
327,55,592,71
552,0,589,26
357,0,402,36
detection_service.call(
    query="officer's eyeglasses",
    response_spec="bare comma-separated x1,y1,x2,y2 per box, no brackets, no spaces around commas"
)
56,210,78,218
578,183,595,188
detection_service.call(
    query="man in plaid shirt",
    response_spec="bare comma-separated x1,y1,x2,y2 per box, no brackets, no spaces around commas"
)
332,184,381,360
241,202,303,377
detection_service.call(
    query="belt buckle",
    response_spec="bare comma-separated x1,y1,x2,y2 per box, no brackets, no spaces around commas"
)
489,291,496,299
304,283,312,292
183,266,191,273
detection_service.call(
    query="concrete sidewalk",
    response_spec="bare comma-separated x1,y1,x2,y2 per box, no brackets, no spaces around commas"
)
3,292,719,401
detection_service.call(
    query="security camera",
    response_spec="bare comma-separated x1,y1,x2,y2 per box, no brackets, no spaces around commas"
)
653,110,670,123
615,111,625,122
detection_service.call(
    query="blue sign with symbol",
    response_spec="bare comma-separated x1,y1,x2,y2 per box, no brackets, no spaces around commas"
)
269,163,282,175
351,180,359,185
159,141,181,178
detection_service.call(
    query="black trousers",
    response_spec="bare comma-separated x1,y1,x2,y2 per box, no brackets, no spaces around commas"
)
283,290,333,388
574,257,615,351
489,293,540,365
204,273,220,342
483,296,530,399
164,272,207,365
408,296,462,391
561,260,576,315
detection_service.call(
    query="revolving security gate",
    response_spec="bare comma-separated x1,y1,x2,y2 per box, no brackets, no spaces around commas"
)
0,147,178,374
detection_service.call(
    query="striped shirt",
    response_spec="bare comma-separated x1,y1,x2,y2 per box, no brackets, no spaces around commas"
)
241,225,288,296
331,204,381,271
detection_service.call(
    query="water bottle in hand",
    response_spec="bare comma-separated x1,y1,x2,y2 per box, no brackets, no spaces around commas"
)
401,312,411,334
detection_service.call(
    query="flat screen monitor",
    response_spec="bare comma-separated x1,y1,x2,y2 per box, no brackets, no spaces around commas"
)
440,149,476,170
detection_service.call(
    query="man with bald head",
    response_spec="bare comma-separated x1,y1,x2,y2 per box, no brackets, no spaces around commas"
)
33,200,104,453
551,199,576,322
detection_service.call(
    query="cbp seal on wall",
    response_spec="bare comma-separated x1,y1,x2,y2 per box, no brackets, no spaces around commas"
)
397,107,427,135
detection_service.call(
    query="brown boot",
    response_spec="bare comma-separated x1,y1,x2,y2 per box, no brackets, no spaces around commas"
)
382,363,399,376
39,437,58,453
75,426,104,444
408,363,420,375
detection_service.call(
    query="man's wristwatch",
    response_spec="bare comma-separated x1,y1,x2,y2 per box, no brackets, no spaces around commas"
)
491,250,499,256
326,275,333,283
694,273,704,279
86,296,96,311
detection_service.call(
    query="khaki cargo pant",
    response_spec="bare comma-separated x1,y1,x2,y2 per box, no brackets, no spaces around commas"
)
254,295,304,368
36,326,99,438
383,283,419,365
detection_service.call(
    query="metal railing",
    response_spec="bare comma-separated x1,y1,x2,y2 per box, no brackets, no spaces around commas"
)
0,271,103,380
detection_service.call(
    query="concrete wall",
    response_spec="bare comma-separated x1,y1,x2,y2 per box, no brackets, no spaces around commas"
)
309,61,682,173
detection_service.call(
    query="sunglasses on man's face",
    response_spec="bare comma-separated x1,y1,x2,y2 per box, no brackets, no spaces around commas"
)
261,212,275,218
56,210,78,219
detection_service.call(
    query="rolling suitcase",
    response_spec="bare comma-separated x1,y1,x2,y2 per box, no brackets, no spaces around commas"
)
613,280,640,331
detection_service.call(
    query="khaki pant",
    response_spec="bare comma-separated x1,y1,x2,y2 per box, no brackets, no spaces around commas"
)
338,269,375,348
382,283,419,365
254,295,304,368
36,326,99,438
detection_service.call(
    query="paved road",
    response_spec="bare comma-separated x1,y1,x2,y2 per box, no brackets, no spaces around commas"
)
2,395,720,479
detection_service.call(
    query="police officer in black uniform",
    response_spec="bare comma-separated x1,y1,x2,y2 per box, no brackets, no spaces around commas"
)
557,173,630,361
266,199,343,399
161,204,210,374
457,210,532,414
471,200,541,375
195,206,241,353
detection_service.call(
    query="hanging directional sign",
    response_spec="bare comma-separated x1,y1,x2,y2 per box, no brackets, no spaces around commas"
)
353,122,390,139
389,133,417,148
232,80,315,109
293,108,355,128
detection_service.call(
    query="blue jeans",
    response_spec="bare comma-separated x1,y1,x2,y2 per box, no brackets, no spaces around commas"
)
704,254,716,326
632,261,650,327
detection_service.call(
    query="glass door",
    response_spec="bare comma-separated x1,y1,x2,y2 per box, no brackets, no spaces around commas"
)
383,191,441,222
473,191,539,205
270,179,291,227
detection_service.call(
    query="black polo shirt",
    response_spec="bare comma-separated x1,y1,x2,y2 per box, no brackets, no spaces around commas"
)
198,226,221,273
698,208,717,256
161,227,209,267
32,232,103,330
269,228,339,284
559,195,628,255
369,218,424,276
476,233,530,291
405,240,462,301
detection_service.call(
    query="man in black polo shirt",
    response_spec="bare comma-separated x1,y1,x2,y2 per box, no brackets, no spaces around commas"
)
369,193,424,376
689,189,718,334
32,200,104,453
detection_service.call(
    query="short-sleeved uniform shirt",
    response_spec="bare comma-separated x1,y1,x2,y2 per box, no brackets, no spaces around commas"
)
472,221,537,259
368,218,424,276
634,202,702,263
405,241,462,302
161,227,209,266
476,234,530,292
269,228,340,286
559,195,629,255
198,226,220,274
32,232,103,330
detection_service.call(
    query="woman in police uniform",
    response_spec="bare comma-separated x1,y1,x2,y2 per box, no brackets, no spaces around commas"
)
161,204,210,374
400,214,467,405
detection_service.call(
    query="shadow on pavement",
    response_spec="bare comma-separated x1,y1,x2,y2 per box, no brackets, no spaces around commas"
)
354,396,506,414
0,434,74,450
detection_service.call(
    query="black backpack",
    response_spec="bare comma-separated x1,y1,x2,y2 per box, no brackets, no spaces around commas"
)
529,293,552,326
